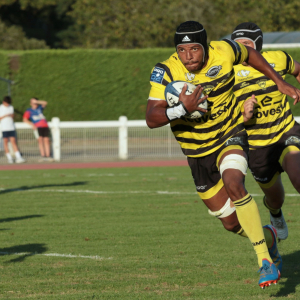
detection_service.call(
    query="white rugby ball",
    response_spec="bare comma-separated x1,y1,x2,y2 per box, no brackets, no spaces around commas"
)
164,81,207,119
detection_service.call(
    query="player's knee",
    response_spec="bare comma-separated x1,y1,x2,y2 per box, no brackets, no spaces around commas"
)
220,154,248,200
208,198,236,220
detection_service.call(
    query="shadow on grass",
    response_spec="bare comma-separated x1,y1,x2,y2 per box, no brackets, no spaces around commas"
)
271,250,300,297
0,181,87,195
0,243,47,263
0,214,44,223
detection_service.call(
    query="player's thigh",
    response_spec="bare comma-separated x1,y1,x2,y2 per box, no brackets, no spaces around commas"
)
282,150,300,191
3,137,8,145
218,148,248,201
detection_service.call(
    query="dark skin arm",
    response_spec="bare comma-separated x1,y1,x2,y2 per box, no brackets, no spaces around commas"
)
246,46,300,105
291,60,300,84
146,85,207,129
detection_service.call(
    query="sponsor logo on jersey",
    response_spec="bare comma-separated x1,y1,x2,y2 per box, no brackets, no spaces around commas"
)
240,82,250,88
256,79,267,90
252,239,266,246
185,72,195,81
269,63,275,68
210,100,231,120
32,114,45,121
205,65,222,78
237,70,250,77
182,35,191,42
252,99,284,119
203,85,214,94
150,67,165,84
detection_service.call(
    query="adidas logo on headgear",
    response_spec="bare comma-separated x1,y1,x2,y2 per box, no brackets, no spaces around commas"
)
182,35,191,42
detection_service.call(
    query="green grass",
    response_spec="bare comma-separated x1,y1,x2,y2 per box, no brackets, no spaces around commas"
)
0,166,299,299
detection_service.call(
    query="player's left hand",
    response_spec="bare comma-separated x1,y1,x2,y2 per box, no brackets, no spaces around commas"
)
243,95,257,122
277,81,300,105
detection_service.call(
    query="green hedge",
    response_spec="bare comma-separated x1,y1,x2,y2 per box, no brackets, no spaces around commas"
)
4,49,175,121
1,47,300,121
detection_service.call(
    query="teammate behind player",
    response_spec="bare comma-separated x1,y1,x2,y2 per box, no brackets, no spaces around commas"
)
146,21,300,288
232,22,300,241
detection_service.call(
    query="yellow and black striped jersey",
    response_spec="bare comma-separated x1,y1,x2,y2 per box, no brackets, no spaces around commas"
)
148,40,248,158
233,50,295,148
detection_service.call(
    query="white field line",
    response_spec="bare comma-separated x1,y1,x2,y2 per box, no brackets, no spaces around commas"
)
0,188,299,196
0,252,112,260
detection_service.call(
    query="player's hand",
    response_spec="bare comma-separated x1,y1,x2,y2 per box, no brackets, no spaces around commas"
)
277,81,300,105
243,95,257,122
179,84,208,114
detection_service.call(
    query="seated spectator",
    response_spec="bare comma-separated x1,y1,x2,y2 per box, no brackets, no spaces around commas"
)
0,96,25,163
23,97,53,162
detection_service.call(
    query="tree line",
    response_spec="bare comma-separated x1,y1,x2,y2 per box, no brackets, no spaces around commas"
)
0,0,299,50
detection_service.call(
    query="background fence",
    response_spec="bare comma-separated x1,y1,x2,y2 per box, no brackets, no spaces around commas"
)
0,116,184,163
1,116,300,164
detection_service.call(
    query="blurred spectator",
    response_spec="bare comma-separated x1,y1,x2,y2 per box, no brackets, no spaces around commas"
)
23,98,54,162
0,96,25,163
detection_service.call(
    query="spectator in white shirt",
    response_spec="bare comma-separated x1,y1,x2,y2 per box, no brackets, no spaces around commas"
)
0,96,25,163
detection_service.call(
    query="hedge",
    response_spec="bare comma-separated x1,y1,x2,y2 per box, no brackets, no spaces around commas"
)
0,47,300,121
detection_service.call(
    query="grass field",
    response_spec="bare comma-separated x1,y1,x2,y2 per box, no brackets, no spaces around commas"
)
0,165,299,299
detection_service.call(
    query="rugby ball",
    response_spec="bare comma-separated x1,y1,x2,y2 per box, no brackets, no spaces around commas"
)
164,81,207,119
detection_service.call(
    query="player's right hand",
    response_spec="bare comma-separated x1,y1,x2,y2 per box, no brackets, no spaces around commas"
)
277,81,300,105
179,84,208,113
243,94,257,122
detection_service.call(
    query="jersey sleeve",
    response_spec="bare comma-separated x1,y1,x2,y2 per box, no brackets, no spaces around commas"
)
148,63,172,101
23,110,30,120
282,51,296,74
221,39,248,65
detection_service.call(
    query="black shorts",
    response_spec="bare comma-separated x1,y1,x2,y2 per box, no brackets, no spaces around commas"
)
38,127,50,137
2,130,16,138
187,130,249,200
249,122,300,188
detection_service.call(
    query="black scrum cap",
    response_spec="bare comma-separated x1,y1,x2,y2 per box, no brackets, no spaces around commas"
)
174,21,208,61
231,22,263,52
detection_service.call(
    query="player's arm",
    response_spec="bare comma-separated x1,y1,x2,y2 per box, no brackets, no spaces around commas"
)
146,84,207,129
291,60,300,84
23,117,35,129
36,100,47,107
0,113,13,119
245,47,300,104
23,112,35,129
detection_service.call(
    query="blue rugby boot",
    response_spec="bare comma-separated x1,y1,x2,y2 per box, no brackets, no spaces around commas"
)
264,224,282,273
258,259,280,288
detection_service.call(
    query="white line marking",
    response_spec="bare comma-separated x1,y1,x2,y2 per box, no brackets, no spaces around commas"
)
0,252,112,260
0,188,299,196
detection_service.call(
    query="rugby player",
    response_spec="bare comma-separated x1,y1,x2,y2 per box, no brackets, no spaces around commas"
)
232,22,300,241
146,21,300,288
